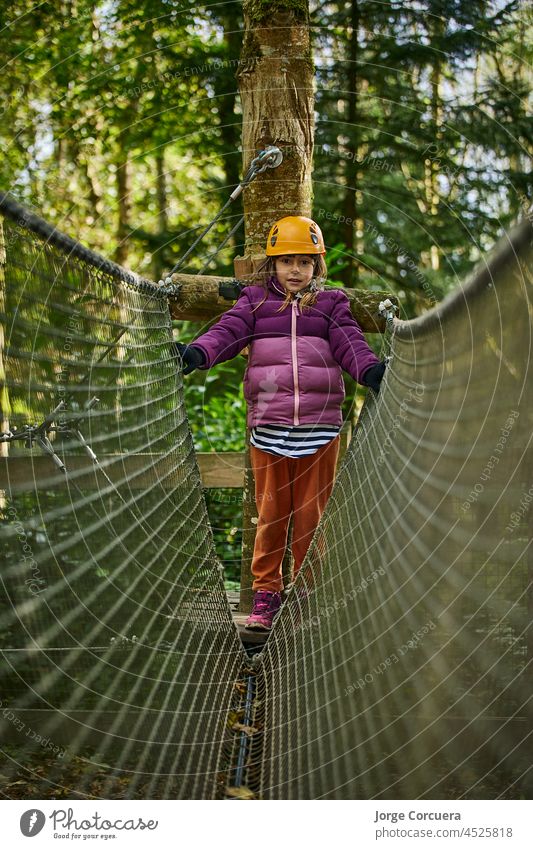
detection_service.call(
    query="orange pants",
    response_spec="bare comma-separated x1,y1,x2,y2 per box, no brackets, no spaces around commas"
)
249,436,340,592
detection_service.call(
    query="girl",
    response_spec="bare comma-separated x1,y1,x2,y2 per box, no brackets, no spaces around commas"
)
175,216,386,631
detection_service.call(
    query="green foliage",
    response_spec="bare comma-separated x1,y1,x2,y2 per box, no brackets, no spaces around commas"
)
1,0,528,305
173,320,247,450
204,489,244,583
311,0,531,315
1,0,529,578
0,0,243,279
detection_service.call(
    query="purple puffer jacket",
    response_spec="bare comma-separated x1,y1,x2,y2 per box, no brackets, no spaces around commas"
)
191,277,380,427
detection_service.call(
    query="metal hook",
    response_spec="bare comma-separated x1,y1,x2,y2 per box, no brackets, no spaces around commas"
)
378,298,399,332
230,146,284,201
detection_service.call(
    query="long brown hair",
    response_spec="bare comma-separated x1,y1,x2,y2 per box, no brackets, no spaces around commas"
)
250,254,328,313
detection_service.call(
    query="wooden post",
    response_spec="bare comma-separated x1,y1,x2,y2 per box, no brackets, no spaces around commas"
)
237,0,314,255
240,427,257,613
338,420,352,464
281,523,294,593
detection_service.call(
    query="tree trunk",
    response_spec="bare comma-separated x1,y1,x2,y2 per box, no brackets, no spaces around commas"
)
167,271,394,331
237,0,314,257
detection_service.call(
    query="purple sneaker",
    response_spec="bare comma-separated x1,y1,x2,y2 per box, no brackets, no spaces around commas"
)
245,590,282,631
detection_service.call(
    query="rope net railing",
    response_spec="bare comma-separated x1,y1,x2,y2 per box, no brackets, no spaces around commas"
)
1,193,531,802
0,195,246,800
255,218,532,800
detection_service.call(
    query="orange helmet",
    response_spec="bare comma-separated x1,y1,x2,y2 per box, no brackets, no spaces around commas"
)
266,216,326,256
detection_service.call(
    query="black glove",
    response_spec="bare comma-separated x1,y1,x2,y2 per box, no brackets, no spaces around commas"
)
172,342,206,375
362,360,387,393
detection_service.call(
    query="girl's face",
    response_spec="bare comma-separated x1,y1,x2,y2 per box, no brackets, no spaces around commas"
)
274,254,315,294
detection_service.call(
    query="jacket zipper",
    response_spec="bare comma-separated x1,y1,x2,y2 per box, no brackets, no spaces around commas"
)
291,299,300,425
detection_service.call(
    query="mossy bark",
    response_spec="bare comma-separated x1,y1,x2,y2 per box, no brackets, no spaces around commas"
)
167,272,396,332
237,2,315,257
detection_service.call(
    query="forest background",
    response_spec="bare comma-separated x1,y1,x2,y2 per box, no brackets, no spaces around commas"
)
1,0,531,584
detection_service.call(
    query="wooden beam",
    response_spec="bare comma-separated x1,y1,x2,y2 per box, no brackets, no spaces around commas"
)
0,424,356,494
0,452,245,492
167,272,398,332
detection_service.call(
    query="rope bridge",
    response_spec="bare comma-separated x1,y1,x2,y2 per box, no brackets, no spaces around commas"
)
0,195,246,800
0,194,531,799
257,218,532,799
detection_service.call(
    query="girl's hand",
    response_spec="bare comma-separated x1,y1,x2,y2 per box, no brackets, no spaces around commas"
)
172,342,206,375
362,360,387,393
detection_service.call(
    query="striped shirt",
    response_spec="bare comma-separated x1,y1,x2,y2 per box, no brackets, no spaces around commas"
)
250,424,340,458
